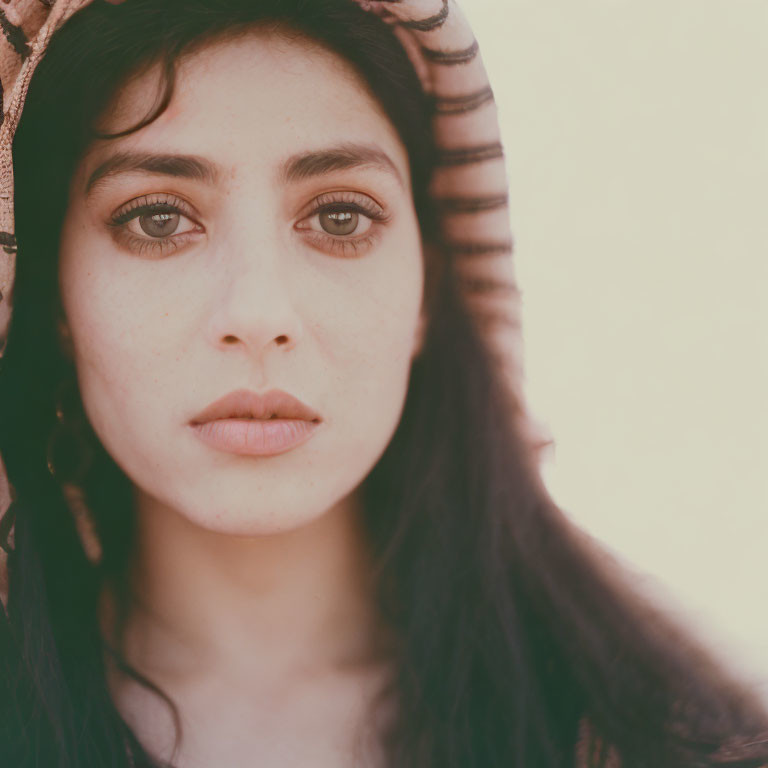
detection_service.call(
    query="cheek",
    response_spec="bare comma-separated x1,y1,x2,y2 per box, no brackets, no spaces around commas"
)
61,252,151,377
325,237,424,438
58,210,189,373
57,232,179,459
326,220,423,361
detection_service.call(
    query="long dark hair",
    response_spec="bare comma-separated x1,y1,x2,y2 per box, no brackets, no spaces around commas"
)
0,0,766,766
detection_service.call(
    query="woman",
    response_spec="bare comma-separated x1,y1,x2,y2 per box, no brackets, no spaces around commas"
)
0,0,766,766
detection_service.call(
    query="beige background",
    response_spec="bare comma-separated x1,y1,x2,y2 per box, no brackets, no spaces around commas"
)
462,0,767,703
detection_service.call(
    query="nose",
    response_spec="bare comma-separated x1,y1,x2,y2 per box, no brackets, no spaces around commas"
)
207,235,304,361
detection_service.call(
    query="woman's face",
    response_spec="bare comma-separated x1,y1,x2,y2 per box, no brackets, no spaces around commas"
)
57,31,426,535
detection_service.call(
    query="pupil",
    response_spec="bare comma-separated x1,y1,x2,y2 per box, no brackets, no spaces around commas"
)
140,212,180,237
320,211,358,236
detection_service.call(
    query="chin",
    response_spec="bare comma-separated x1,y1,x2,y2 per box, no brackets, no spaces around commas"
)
162,476,361,538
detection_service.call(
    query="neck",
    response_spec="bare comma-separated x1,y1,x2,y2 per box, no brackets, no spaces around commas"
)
102,489,393,691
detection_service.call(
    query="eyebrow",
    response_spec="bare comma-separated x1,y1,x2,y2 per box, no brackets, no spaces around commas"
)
280,143,404,187
84,142,404,196
85,152,218,195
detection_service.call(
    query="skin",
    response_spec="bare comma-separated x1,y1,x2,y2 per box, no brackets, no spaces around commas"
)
57,30,426,767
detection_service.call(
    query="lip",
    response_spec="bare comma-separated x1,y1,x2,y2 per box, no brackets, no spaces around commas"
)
190,388,322,425
191,418,320,456
189,388,322,457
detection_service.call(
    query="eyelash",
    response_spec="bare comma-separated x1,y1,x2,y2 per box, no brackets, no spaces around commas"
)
107,191,390,258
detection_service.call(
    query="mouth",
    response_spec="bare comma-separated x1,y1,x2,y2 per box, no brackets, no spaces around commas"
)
189,388,322,456
190,387,321,424
190,417,320,457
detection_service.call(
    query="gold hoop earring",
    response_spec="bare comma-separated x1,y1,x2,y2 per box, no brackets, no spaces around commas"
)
61,482,102,566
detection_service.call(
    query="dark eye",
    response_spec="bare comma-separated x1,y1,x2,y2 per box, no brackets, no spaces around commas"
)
137,211,181,237
122,206,197,239
110,197,200,240
294,193,389,257
307,206,373,238
319,210,362,236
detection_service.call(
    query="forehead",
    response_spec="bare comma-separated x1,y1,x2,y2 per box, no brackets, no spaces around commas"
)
82,30,410,186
